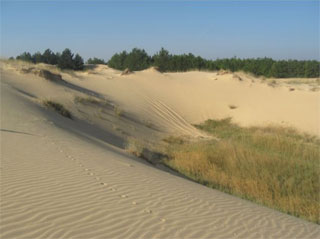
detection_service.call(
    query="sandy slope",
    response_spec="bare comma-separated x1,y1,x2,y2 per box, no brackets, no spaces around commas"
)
1,61,320,238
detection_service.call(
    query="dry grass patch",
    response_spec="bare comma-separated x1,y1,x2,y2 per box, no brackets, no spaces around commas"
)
125,138,144,157
43,100,72,119
74,96,115,108
164,118,320,224
114,106,123,117
74,96,101,105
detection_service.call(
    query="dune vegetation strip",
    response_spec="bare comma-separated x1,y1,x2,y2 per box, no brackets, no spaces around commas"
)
163,118,320,224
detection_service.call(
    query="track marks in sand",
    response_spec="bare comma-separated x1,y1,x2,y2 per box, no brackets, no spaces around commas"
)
2,134,170,239
1,111,319,238
2,130,320,238
141,95,206,137
54,139,167,225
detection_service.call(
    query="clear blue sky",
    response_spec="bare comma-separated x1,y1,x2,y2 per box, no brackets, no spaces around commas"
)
1,1,319,61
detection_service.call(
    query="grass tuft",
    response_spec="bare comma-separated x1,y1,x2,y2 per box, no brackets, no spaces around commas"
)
74,96,101,105
114,106,123,117
43,100,72,119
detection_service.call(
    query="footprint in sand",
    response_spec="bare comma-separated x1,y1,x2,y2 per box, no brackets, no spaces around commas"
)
120,194,128,198
132,201,137,205
144,209,152,214
68,155,75,161
100,182,108,186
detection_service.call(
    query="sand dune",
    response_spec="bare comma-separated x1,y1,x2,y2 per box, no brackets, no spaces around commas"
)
1,61,320,238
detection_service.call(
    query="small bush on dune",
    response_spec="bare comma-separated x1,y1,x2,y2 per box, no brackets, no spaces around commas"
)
164,119,320,224
43,100,72,119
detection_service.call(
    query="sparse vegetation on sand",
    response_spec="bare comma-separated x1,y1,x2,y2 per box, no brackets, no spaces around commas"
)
125,138,144,158
74,96,114,108
74,96,102,105
43,100,72,119
114,106,123,117
163,118,320,223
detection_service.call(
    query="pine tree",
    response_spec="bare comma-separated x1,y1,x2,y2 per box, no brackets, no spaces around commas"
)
58,48,74,69
42,49,58,65
153,48,171,72
73,54,84,70
32,52,44,63
124,48,151,71
16,52,33,62
87,57,105,64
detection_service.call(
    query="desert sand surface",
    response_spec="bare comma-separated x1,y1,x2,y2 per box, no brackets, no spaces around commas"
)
1,61,320,238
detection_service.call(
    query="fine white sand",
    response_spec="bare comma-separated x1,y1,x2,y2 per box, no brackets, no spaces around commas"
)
1,61,319,238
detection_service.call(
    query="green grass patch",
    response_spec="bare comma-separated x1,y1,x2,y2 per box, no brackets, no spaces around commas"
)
163,118,320,224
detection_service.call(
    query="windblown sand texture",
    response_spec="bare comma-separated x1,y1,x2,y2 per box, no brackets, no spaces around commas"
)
1,61,319,238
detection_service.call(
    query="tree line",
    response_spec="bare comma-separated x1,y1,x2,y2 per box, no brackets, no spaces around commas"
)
15,48,84,70
14,48,319,77
107,48,320,78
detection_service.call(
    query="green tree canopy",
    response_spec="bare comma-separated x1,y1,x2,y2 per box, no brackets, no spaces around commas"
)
73,54,84,70
108,51,128,70
152,48,172,72
58,48,75,70
42,49,58,65
123,48,151,71
32,52,44,64
87,57,106,64
16,52,33,62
